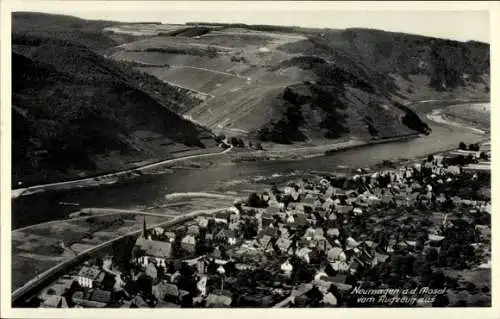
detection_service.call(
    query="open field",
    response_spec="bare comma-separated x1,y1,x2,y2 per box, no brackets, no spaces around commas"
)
11,213,173,290
442,103,490,131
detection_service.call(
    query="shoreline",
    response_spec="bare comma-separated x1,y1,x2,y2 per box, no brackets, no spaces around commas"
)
11,98,489,199
12,146,234,199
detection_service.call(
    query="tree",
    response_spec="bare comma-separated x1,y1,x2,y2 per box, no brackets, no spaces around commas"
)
207,45,217,58
241,217,259,239
237,138,245,148
247,193,266,207
306,286,323,307
432,294,449,307
458,141,467,150
427,154,434,162
215,134,226,144
468,143,480,151
230,137,239,147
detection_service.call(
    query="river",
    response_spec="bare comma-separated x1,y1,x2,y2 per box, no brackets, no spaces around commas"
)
11,101,488,229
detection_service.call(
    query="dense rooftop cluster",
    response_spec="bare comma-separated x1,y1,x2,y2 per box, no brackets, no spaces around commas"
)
31,144,490,308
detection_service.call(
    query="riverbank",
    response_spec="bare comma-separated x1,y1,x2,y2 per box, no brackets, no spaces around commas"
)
11,99,490,229
11,98,488,199
11,134,420,198
12,146,234,199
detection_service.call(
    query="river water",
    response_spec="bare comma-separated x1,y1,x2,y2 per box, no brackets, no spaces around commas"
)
11,102,488,229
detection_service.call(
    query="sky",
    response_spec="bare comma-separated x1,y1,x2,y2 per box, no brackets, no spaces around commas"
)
8,1,491,43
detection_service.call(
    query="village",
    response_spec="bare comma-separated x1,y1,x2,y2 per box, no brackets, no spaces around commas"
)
31,141,491,308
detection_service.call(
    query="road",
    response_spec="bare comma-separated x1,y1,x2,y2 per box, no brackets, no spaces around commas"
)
12,146,233,198
161,80,215,98
169,65,248,79
11,206,231,303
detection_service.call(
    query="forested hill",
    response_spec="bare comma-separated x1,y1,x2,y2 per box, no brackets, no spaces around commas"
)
12,12,217,187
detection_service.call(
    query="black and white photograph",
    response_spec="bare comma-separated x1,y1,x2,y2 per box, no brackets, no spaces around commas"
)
1,0,497,316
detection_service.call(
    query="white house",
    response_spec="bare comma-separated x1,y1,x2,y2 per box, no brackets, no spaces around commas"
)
76,266,103,289
280,260,293,276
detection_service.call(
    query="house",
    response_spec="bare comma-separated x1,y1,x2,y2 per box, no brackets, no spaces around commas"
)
314,228,325,238
259,235,273,249
195,275,208,296
132,237,173,267
153,282,179,302
360,240,375,250
258,227,278,240
320,179,330,187
205,294,232,307
291,214,309,229
131,295,149,308
372,252,390,266
262,215,274,228
229,213,239,225
345,237,360,249
304,227,316,239
145,262,158,280
386,239,397,253
353,207,363,216
314,276,352,293
40,295,68,308
76,266,104,289
89,289,112,306
327,247,346,262
275,238,292,254
322,292,338,306
211,246,222,259
328,212,338,221
295,247,312,263
163,231,176,243
278,227,290,239
186,256,206,274
216,229,237,245
214,217,228,224
181,235,197,254
326,228,340,238
197,216,209,228
72,289,111,308
165,270,181,284
329,261,349,273
280,260,293,276
316,238,333,252
322,198,335,210
348,257,365,273
446,165,461,175
235,263,254,271
152,227,164,237
215,211,231,222
187,225,200,236
336,205,353,215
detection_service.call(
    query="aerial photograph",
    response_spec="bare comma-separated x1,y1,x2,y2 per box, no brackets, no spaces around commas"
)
7,2,491,310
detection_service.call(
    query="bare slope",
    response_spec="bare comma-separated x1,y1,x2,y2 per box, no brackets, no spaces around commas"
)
107,24,489,144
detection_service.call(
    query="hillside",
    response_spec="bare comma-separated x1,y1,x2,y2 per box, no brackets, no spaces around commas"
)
12,13,218,187
12,13,490,186
108,24,489,144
